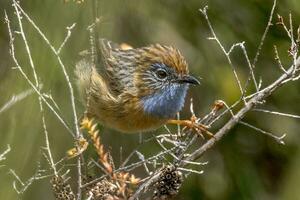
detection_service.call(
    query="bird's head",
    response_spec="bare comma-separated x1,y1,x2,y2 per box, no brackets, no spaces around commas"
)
98,39,200,119
133,44,200,118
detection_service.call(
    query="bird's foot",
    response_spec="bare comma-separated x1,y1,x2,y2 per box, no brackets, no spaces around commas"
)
167,115,214,139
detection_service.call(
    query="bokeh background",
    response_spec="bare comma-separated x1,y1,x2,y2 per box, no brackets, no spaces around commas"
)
1,0,300,199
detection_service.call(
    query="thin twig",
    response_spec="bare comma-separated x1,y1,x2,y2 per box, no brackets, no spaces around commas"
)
12,2,58,176
0,89,34,114
15,2,80,137
57,23,76,54
239,121,286,144
254,108,300,119
252,0,277,68
0,145,11,162
14,2,83,198
199,6,244,96
5,11,73,135
188,57,300,162
274,45,287,73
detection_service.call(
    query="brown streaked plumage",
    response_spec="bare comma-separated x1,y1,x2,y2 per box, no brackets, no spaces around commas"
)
75,39,200,133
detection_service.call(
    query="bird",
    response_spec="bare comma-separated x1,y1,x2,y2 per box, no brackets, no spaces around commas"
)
75,39,209,134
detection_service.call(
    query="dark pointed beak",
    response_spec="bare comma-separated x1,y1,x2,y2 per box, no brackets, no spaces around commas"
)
177,75,200,85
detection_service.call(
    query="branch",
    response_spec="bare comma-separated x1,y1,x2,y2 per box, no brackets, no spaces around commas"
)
188,57,300,162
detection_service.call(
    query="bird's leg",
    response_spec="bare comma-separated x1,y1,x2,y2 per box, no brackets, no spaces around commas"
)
167,115,214,138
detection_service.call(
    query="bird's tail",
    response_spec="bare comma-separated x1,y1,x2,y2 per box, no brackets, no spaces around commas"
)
75,58,94,101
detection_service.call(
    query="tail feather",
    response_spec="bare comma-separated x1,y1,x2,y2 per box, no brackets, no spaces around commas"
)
75,58,94,100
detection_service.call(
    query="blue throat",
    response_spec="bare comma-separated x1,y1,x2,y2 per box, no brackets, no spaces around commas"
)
141,84,189,119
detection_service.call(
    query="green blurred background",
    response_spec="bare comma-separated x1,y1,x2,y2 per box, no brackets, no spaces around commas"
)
1,0,300,199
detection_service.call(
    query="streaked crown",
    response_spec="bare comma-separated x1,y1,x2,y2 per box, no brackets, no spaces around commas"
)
136,44,189,75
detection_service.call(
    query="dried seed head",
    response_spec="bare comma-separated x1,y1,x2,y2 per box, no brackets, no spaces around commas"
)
153,165,183,200
51,176,75,200
87,179,118,200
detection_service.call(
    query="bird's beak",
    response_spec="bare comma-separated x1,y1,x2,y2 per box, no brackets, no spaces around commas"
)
177,75,200,85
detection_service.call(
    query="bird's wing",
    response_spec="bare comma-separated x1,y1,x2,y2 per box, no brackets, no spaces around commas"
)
98,39,137,95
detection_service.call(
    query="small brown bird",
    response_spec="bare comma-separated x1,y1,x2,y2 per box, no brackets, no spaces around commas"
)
75,39,204,134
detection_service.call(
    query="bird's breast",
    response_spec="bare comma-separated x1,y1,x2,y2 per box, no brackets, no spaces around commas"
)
141,84,189,119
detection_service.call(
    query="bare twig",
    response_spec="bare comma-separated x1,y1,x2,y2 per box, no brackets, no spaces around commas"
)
7,1,82,198
57,23,76,54
14,1,80,138
188,57,300,162
253,108,300,119
0,145,11,163
0,89,34,114
199,6,244,96
274,45,287,73
9,162,51,194
5,10,73,135
239,121,286,144
12,2,58,177
252,0,277,68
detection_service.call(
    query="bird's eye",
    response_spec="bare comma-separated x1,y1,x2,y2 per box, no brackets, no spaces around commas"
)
156,69,167,79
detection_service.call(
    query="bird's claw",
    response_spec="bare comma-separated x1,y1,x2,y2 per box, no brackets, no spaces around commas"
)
167,116,214,139
185,120,214,139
